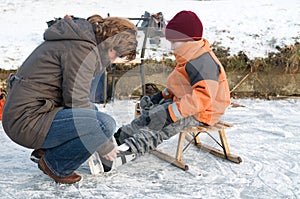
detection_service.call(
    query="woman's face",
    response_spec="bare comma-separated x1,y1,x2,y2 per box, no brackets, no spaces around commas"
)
108,49,118,63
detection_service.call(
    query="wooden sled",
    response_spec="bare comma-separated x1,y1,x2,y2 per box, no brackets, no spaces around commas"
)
150,121,242,171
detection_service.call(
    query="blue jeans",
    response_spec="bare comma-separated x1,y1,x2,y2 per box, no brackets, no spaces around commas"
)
41,108,116,177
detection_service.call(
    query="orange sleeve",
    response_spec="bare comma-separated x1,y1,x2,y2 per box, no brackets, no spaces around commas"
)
174,80,217,118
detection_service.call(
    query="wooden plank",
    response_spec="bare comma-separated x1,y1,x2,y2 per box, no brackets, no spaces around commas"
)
218,121,233,128
195,142,241,163
171,121,232,135
150,150,189,171
193,131,200,144
180,122,233,134
196,126,209,132
219,128,231,156
175,132,186,162
181,126,203,133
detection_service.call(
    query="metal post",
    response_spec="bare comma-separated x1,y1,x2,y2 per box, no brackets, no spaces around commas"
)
111,63,116,102
103,69,107,107
139,16,152,96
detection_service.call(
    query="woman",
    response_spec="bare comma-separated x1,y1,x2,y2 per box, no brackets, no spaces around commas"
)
2,14,137,184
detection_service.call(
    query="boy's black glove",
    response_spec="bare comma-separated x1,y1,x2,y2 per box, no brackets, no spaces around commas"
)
136,95,173,131
140,96,154,110
150,91,163,105
146,103,173,130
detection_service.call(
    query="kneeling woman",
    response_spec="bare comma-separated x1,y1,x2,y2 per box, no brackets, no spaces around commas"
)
2,14,137,184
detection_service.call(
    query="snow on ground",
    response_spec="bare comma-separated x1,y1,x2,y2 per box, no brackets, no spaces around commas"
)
0,0,300,70
0,98,300,198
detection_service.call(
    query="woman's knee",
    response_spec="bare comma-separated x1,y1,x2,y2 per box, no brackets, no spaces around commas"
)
97,112,116,137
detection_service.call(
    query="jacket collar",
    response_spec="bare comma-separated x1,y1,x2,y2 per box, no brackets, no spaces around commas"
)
174,39,211,65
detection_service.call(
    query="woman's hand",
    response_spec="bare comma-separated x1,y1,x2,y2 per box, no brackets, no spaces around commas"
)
102,147,119,161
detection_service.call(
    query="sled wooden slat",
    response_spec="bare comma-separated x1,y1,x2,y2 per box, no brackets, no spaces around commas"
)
175,129,186,162
150,149,189,171
151,121,242,171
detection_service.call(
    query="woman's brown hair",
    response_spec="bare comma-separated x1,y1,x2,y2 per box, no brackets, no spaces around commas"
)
87,14,137,61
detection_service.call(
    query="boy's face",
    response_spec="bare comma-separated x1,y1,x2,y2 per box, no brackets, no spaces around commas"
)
170,41,185,51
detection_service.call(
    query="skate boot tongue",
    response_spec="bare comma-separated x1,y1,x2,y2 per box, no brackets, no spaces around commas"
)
117,143,130,151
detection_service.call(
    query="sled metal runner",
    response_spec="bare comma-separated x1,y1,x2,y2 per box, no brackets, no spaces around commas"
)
151,121,242,171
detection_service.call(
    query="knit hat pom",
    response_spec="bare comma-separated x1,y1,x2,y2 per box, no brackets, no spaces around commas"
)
165,11,203,41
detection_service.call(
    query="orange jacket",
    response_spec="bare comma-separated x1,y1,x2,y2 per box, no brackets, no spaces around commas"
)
163,39,230,126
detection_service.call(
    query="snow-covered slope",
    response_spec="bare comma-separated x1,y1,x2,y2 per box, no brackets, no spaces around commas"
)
0,0,299,70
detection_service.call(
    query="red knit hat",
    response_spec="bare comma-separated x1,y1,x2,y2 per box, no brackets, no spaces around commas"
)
165,11,203,41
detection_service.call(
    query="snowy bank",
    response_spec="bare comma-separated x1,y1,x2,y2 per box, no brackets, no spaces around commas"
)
0,0,299,70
